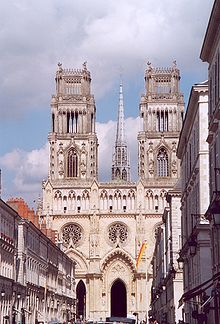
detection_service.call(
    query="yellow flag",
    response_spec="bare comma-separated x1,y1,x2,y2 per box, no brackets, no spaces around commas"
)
136,240,147,269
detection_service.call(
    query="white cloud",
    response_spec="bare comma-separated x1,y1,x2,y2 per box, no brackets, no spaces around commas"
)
0,0,213,118
0,144,49,202
96,116,140,181
0,117,140,205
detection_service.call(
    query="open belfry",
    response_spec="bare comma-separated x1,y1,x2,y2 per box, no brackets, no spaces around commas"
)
40,61,184,321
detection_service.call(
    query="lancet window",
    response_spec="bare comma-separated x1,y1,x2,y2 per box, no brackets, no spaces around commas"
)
64,80,82,95
100,190,108,210
157,147,168,177
122,169,127,181
157,110,168,132
67,111,80,133
67,149,78,177
54,190,62,210
52,113,55,132
82,190,90,210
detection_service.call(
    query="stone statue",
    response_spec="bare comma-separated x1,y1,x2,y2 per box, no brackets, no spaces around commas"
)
149,159,154,174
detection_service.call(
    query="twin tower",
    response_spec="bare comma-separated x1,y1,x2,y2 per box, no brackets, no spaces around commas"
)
48,61,183,185
41,61,184,321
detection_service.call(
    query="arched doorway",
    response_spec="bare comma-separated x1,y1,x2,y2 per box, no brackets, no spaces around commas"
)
76,280,86,320
111,279,127,317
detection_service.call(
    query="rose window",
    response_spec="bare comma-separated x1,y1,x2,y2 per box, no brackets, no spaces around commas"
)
62,224,82,247
108,223,128,245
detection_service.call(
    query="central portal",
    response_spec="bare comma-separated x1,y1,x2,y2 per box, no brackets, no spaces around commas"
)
76,280,86,320
111,279,127,317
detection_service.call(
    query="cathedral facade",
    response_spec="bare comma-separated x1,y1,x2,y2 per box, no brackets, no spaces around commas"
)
41,61,184,321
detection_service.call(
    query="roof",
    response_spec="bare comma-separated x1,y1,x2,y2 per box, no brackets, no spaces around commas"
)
200,0,220,62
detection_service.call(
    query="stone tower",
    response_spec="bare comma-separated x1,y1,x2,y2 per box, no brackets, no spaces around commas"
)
112,81,130,182
138,61,184,189
48,62,98,182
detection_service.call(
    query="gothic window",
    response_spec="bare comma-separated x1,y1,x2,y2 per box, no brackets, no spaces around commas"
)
117,148,121,161
67,149,78,177
62,223,83,247
108,223,128,246
67,112,70,133
68,190,75,199
82,190,89,199
115,168,120,177
157,147,168,177
82,190,89,210
54,190,62,199
165,111,168,131
75,111,78,133
157,112,160,131
100,190,108,199
128,190,135,199
100,190,108,210
122,169,127,181
52,113,55,132
157,111,168,132
122,148,125,161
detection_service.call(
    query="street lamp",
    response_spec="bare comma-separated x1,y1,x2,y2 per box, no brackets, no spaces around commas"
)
1,290,5,297
177,256,184,271
188,238,197,256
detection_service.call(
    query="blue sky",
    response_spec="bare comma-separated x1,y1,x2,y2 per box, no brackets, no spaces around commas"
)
0,0,214,207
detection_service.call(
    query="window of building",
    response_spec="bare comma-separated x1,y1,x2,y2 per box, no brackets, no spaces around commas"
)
62,223,83,247
67,149,78,177
157,147,168,177
122,168,127,181
157,111,168,132
108,222,128,246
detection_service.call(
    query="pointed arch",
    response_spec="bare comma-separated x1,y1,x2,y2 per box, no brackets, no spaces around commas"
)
146,189,154,210
68,190,76,210
76,280,86,319
54,190,62,210
67,148,78,177
122,168,127,181
82,190,90,210
100,190,108,210
115,168,120,178
65,247,88,274
100,248,136,274
111,279,127,317
128,190,135,210
157,147,168,177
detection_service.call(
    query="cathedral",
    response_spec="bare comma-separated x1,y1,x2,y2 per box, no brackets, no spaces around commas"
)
40,61,184,321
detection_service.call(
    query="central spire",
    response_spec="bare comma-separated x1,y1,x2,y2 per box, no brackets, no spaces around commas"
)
116,81,125,145
112,81,130,182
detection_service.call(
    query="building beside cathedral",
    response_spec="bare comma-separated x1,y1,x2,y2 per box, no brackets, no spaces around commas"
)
40,61,184,321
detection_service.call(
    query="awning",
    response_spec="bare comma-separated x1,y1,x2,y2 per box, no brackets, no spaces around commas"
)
178,271,220,307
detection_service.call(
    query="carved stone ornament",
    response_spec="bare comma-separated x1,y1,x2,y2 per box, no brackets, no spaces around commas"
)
108,223,128,247
62,223,83,248
111,263,125,273
149,159,154,174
